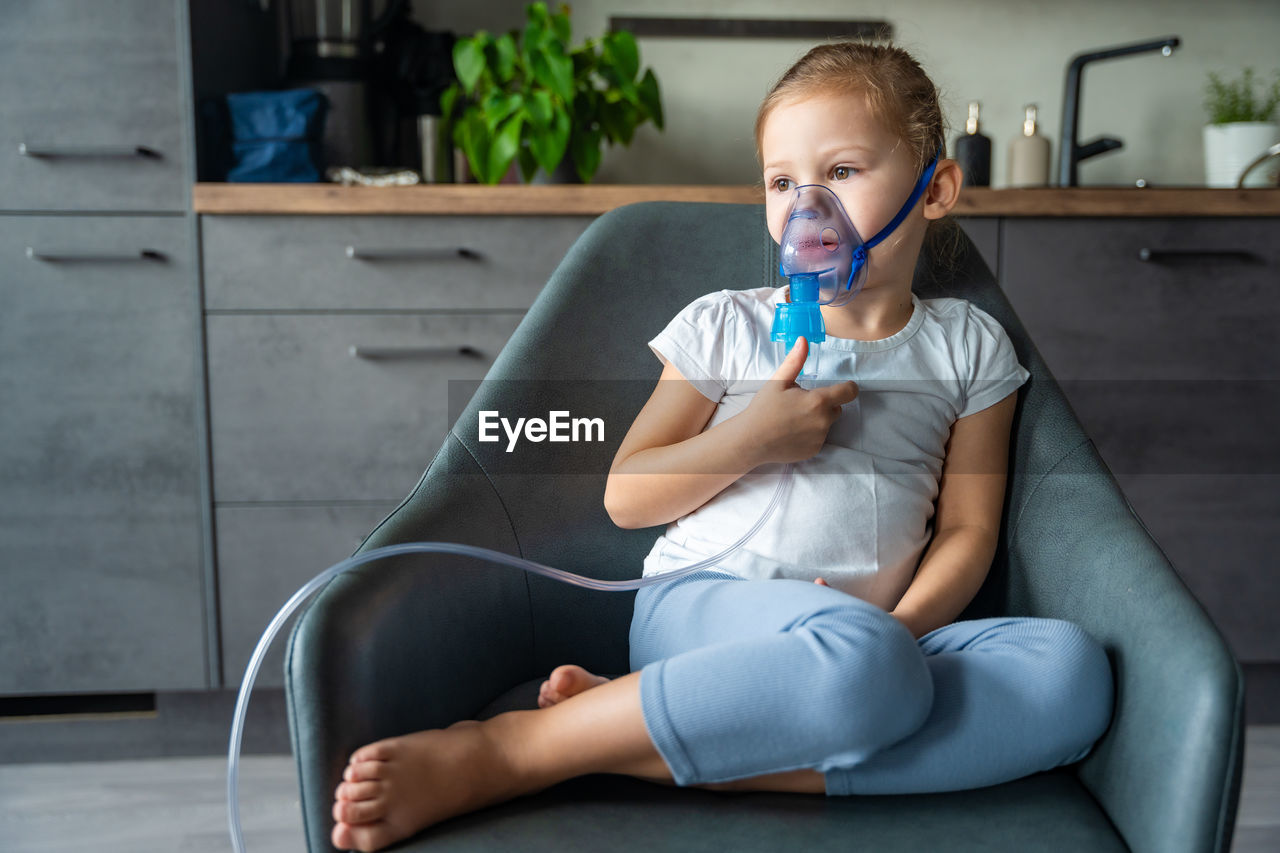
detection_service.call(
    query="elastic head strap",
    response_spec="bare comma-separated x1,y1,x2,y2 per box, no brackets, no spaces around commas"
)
862,146,944,252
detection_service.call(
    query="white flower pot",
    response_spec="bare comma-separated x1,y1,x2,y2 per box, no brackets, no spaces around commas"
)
1203,122,1280,187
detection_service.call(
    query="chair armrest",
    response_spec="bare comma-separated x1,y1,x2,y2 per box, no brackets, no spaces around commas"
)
1007,438,1245,853
285,435,537,853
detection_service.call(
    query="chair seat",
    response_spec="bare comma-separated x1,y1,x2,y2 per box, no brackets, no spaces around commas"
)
352,679,1126,853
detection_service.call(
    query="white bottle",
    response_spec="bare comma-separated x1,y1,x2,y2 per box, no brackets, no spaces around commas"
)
1007,105,1051,187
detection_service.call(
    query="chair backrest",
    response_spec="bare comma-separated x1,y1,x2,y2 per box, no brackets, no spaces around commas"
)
336,201,1242,853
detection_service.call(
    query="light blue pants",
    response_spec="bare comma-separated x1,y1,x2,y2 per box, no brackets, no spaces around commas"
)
628,569,1114,795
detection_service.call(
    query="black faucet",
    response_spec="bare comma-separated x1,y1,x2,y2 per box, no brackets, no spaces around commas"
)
1058,36,1181,187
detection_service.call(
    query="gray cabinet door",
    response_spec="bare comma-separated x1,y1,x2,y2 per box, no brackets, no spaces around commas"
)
216,504,398,689
207,313,524,502
0,215,206,693
1000,217,1280,663
0,0,189,212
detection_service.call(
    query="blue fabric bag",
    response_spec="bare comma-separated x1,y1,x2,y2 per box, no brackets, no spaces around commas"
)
224,89,328,182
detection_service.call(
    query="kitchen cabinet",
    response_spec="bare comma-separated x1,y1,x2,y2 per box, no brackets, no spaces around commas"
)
201,214,591,686
0,216,206,693
999,217,1280,665
0,0,207,700
0,0,190,212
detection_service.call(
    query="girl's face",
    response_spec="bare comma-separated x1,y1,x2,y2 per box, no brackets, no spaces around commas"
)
760,92,925,250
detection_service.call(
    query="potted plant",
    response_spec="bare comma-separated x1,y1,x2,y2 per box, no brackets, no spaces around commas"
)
440,2,664,184
1203,67,1280,187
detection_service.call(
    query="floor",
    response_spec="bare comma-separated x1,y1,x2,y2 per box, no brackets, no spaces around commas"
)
1,728,1277,852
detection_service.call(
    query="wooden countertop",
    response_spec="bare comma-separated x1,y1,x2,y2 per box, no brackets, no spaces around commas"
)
193,183,1280,217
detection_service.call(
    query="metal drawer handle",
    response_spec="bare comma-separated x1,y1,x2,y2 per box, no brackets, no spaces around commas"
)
345,246,482,261
1138,248,1261,264
26,247,167,262
349,345,483,360
18,143,162,159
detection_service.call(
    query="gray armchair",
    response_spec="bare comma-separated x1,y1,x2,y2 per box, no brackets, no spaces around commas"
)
285,202,1244,852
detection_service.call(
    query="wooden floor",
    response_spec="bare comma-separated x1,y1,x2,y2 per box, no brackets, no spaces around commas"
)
1,728,1277,852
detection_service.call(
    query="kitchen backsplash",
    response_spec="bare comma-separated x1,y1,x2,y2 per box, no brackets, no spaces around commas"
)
413,0,1279,187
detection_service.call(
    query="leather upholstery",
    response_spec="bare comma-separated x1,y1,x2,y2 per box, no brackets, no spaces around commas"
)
285,202,1244,852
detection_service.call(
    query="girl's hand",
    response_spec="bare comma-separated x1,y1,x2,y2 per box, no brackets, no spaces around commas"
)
742,337,858,466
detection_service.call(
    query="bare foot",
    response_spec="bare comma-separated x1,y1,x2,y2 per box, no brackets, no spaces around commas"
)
331,720,510,852
537,664,610,708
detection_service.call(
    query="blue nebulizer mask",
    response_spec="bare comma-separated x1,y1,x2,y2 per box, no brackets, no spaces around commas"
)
772,148,942,380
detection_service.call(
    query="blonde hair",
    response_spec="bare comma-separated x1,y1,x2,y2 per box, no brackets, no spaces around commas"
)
756,42,962,280
756,42,946,175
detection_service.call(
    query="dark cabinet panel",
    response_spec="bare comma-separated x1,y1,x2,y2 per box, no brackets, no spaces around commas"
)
1001,217,1280,662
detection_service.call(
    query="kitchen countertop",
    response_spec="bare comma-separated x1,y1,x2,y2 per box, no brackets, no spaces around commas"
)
192,183,1280,217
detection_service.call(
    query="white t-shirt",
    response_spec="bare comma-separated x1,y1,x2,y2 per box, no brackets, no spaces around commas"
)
641,286,1030,611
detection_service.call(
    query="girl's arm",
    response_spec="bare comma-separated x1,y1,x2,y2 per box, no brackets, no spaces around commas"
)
605,341,857,529
889,391,1018,639
603,360,755,529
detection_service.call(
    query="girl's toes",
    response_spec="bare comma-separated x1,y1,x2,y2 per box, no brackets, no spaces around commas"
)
344,759,386,783
333,796,385,825
336,780,381,802
332,821,355,850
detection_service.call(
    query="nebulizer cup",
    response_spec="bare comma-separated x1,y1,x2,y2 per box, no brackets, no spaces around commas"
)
771,184,867,382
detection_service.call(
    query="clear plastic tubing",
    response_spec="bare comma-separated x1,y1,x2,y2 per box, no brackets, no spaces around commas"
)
228,462,794,853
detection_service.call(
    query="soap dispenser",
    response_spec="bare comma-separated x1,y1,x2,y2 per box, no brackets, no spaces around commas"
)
953,101,991,187
1007,104,1051,187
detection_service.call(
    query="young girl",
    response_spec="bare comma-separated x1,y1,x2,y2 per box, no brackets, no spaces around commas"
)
329,43,1114,853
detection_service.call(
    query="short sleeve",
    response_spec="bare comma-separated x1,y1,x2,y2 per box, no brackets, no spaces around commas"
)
957,304,1031,418
648,291,738,402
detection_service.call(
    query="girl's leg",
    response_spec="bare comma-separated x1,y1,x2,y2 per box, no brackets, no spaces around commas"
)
627,570,934,785
822,616,1114,795
332,571,931,851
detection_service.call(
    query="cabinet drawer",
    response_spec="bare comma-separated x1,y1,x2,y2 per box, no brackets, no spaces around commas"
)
1001,218,1280,380
0,0,188,212
216,504,397,688
0,214,204,693
207,313,523,502
201,215,592,311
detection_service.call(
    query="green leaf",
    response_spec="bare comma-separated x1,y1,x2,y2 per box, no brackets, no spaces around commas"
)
550,5,572,45
456,108,493,183
454,37,486,95
603,31,639,82
526,1,552,30
638,69,664,129
571,126,603,183
600,99,639,146
524,2,551,53
481,93,524,132
487,114,524,182
526,90,555,130
518,146,539,182
494,33,518,83
439,85,459,120
530,109,571,173
531,43,575,103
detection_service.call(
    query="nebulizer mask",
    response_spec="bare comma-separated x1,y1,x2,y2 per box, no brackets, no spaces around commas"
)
772,148,943,380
